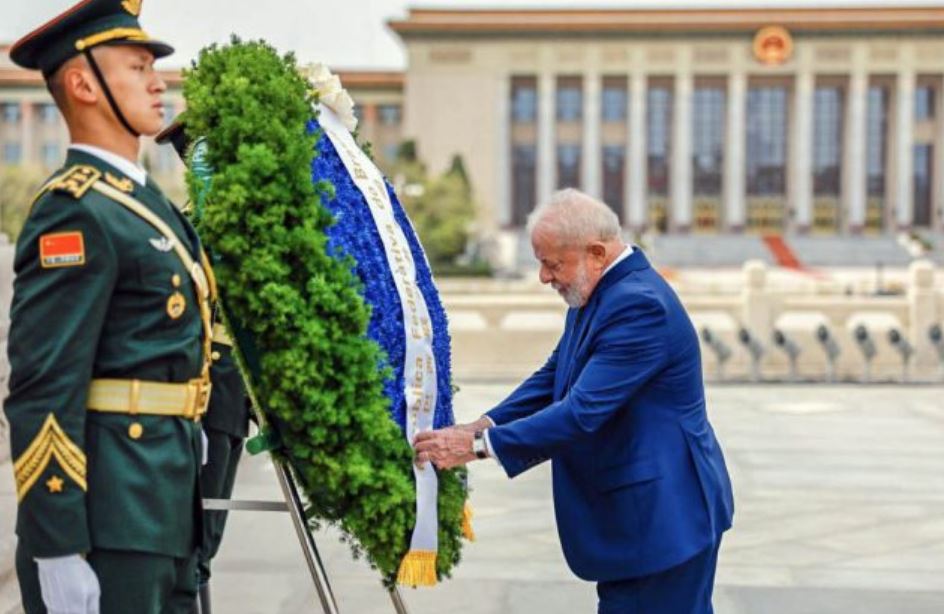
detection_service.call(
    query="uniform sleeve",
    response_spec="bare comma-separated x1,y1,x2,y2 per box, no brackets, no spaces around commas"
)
3,192,117,557
487,294,669,478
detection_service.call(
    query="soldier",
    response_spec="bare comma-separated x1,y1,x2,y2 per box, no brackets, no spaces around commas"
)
4,1,211,612
156,118,253,614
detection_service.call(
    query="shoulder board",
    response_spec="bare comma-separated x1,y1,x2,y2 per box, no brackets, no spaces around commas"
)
50,165,102,199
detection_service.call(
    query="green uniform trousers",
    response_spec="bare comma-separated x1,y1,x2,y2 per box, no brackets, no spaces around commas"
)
17,545,197,614
198,428,244,585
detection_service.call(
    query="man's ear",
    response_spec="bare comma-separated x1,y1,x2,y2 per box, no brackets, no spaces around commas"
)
63,65,97,106
587,242,607,268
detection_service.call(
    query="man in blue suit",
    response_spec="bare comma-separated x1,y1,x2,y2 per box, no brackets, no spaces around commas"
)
415,188,734,613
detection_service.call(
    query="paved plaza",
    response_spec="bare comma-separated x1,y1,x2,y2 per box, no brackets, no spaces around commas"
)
195,383,944,614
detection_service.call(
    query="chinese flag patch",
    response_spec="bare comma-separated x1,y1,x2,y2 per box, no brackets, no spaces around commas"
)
39,232,85,268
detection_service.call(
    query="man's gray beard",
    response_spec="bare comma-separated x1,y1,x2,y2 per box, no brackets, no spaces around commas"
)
562,262,589,308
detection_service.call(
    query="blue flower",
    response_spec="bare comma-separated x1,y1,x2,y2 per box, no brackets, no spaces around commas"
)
309,119,455,431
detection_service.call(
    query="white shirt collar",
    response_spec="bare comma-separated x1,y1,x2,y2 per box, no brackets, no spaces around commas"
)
603,244,634,277
69,144,147,186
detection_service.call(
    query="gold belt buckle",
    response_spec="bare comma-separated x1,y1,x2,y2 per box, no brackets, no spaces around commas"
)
194,377,212,420
183,378,210,421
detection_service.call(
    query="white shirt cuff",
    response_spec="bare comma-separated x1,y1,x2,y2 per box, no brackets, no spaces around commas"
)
482,428,503,469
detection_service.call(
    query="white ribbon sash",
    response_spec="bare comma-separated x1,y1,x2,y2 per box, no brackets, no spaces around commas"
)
317,104,440,569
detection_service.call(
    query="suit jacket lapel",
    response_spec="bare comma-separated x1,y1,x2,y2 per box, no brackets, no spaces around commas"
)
556,248,653,392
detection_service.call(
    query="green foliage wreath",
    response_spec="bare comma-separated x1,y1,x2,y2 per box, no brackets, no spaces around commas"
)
182,38,466,583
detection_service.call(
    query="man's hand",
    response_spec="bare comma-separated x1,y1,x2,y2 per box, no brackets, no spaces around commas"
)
452,416,493,434
414,428,476,469
35,554,100,614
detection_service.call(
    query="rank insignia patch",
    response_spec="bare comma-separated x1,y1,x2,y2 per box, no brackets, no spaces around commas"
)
105,172,134,193
51,165,101,199
39,232,85,268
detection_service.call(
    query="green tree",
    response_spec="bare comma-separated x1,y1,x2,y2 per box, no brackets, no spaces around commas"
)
0,165,48,241
395,148,477,269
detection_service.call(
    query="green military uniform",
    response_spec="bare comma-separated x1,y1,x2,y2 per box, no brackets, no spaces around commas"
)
201,337,250,583
5,2,209,612
157,119,252,611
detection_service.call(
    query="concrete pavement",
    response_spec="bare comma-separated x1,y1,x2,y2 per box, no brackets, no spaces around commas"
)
203,383,944,614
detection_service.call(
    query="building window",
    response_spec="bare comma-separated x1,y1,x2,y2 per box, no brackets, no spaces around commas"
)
41,142,60,167
602,145,625,221
866,86,889,197
38,103,59,125
556,77,582,122
511,76,537,124
746,86,788,195
692,86,725,196
511,144,537,226
915,85,936,121
813,86,843,196
601,77,627,122
556,144,581,188
2,103,21,125
378,104,401,126
3,142,22,164
647,85,672,196
913,144,933,227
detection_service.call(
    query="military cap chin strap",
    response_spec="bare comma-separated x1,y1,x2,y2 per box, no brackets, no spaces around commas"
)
83,49,140,138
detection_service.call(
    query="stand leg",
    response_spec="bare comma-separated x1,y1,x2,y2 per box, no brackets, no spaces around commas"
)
275,460,341,614
388,586,410,614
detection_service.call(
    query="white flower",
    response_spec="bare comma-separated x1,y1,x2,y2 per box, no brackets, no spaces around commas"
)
303,62,358,132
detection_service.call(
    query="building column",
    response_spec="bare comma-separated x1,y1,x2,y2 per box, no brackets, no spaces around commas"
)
582,72,602,199
724,71,746,231
671,67,693,232
495,75,511,229
845,51,869,233
935,74,944,230
20,101,34,164
627,70,647,230
537,72,556,206
894,67,916,229
791,68,814,232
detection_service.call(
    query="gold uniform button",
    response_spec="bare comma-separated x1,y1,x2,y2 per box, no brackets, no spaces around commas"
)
128,423,144,439
167,292,186,319
172,274,182,288
211,351,221,361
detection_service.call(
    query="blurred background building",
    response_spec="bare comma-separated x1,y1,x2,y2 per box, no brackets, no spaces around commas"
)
2,6,944,269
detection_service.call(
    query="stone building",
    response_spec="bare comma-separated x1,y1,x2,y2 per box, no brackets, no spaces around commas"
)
388,6,944,240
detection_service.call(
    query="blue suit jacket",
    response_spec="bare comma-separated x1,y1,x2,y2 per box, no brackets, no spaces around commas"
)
487,249,734,582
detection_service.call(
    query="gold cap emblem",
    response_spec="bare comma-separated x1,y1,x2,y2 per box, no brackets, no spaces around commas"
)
122,0,143,16
753,26,793,66
128,422,144,439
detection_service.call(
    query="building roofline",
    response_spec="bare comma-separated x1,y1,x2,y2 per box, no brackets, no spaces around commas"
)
0,66,403,90
0,67,184,87
388,6,944,35
336,70,404,89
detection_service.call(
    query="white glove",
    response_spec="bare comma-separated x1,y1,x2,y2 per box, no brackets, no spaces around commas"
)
201,428,209,466
35,554,100,614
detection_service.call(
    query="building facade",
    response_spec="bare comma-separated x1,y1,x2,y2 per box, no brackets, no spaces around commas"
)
0,45,403,202
4,7,944,242
389,7,944,237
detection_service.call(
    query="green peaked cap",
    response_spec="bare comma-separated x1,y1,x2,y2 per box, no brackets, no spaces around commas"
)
9,0,173,76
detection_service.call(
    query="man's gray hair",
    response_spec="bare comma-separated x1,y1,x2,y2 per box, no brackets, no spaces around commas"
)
526,188,621,246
